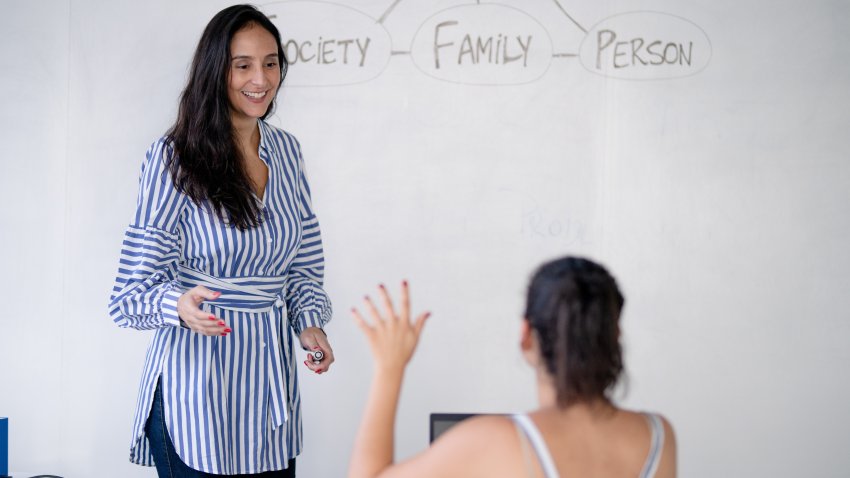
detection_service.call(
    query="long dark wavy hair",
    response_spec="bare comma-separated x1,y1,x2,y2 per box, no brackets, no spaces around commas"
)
165,4,289,229
524,257,625,407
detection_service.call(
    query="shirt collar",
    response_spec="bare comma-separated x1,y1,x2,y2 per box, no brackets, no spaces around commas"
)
257,119,270,152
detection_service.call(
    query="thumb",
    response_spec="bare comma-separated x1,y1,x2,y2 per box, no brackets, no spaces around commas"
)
300,331,319,350
193,285,220,303
413,312,430,337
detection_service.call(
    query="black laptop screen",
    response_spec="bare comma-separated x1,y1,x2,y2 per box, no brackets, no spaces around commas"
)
429,413,478,443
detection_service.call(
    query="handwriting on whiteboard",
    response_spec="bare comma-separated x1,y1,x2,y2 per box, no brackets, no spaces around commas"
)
263,1,711,86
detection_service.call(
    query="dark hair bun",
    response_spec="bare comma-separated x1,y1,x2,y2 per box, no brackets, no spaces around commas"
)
524,257,624,407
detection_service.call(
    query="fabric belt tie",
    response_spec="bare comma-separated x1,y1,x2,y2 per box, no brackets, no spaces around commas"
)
177,265,290,427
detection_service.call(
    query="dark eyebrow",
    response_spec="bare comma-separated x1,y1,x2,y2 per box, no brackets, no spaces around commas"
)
232,53,279,61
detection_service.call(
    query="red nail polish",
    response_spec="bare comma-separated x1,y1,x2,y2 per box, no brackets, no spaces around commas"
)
219,321,225,326
224,328,232,333
402,280,408,287
379,284,385,289
221,333,227,336
209,315,216,320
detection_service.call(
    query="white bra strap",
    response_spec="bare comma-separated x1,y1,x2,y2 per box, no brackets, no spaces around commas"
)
512,414,559,478
639,413,665,478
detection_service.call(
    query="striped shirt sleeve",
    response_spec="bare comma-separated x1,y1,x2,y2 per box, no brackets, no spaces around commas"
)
108,139,186,330
284,138,332,335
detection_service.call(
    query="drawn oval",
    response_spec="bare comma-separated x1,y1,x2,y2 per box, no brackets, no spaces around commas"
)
263,1,391,86
579,11,711,80
410,4,553,85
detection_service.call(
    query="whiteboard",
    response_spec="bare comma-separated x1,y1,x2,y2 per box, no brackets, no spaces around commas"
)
1,0,848,476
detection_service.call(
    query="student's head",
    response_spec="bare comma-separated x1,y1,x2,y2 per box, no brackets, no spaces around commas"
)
522,257,625,407
183,4,288,125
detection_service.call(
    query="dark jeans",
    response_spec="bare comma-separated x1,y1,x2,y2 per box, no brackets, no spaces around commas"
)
145,379,296,477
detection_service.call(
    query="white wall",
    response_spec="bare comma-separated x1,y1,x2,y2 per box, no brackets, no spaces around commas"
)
0,0,70,474
1,0,849,476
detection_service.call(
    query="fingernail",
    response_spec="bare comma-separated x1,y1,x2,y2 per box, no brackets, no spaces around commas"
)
313,346,320,350
402,280,408,287
213,291,221,297
379,283,385,289
364,295,370,301
221,333,227,336
209,315,216,320
224,328,232,333
219,321,225,326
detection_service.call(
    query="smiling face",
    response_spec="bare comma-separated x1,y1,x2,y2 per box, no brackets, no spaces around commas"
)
227,23,281,127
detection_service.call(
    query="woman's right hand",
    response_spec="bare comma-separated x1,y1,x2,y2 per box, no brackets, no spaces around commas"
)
176,285,230,336
352,281,430,375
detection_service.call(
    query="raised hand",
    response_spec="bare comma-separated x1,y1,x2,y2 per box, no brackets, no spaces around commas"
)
352,281,430,375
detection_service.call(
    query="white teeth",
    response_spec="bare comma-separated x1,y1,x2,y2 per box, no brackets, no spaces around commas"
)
243,91,267,99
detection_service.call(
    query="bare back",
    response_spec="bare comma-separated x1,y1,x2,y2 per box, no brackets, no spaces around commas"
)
513,407,674,477
377,406,676,478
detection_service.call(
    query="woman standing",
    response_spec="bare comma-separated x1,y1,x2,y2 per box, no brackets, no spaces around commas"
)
108,5,332,476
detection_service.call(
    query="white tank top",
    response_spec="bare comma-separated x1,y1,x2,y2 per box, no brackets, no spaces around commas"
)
511,412,665,478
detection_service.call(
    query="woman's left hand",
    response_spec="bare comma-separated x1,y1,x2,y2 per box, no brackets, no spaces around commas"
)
299,327,334,374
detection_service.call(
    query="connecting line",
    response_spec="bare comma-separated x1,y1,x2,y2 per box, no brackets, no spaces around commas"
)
552,53,578,58
377,0,404,24
551,0,587,33
391,51,411,55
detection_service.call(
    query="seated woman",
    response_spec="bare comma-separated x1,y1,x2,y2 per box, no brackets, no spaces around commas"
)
348,256,676,478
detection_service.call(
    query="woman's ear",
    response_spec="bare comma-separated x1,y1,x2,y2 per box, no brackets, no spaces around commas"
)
520,320,532,350
520,320,537,365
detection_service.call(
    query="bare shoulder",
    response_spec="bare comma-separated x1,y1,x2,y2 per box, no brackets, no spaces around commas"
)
378,415,524,478
654,413,677,478
429,414,520,463
455,414,517,437
599,408,676,477
619,410,676,478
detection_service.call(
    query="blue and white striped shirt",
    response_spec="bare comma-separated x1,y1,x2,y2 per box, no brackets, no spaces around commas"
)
108,120,331,474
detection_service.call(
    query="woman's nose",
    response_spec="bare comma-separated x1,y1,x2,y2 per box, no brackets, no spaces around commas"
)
251,66,267,85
